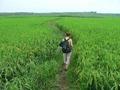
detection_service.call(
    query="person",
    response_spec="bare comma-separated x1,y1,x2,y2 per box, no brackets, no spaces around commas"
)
60,32,73,71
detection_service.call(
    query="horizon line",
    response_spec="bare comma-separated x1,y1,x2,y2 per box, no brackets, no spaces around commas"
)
0,11,120,14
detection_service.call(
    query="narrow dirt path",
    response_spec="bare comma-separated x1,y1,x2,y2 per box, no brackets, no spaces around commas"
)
58,64,69,90
47,19,69,90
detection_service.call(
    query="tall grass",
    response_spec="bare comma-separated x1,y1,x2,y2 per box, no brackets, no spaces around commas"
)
57,17,120,90
1,16,120,90
0,16,62,90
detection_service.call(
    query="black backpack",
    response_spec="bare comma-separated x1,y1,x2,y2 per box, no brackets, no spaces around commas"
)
59,38,71,53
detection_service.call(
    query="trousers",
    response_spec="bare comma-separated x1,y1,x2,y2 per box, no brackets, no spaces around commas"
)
63,52,72,65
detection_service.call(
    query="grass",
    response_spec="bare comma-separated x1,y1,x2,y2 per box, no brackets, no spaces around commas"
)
57,17,120,90
0,16,62,90
0,15,120,90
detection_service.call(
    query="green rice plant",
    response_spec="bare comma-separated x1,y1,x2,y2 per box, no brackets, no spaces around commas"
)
57,17,120,90
0,16,62,90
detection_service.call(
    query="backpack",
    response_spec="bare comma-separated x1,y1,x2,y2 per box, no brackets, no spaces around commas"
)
59,38,71,53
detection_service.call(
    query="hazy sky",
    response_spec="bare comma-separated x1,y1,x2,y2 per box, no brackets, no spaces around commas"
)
0,0,120,13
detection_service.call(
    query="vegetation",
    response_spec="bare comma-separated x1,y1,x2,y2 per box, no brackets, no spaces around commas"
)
0,15,120,90
0,16,62,90
57,17,120,90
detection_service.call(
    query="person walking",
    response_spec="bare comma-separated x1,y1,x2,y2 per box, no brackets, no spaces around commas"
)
59,32,73,71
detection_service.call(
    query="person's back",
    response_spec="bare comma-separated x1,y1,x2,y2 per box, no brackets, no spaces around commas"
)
63,36,73,49
60,32,73,71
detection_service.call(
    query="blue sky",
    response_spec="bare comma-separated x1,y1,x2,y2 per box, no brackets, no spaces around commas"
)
0,0,120,13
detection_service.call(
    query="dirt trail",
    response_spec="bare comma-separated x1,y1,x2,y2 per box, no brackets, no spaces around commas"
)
58,65,69,90
47,20,69,90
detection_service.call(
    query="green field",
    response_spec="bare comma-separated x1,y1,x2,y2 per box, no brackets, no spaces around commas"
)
0,15,120,90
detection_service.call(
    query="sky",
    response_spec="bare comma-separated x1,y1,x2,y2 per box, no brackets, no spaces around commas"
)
0,0,120,13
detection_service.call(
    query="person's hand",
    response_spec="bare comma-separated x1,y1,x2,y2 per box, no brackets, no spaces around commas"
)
56,46,61,53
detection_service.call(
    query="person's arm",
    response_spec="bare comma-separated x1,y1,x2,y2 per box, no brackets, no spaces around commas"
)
70,39,73,48
62,38,65,41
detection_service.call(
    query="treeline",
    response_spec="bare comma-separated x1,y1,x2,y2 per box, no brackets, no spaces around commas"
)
0,12,120,17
